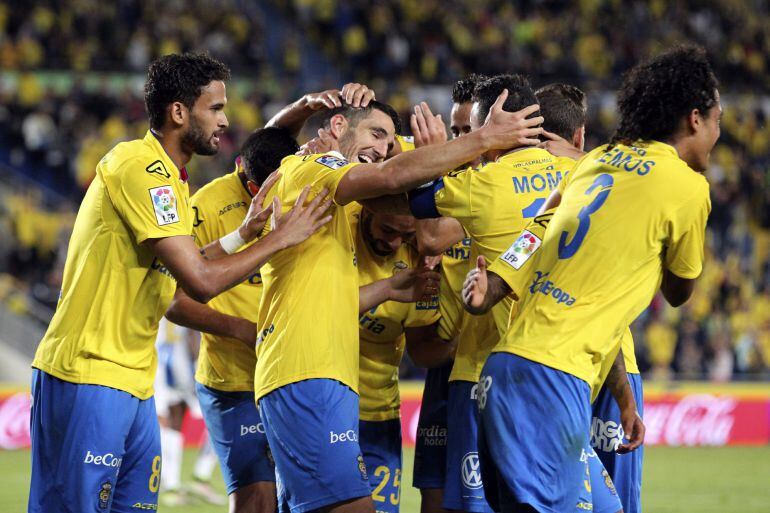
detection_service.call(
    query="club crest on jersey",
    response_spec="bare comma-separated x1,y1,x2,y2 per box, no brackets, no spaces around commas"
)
98,481,112,510
316,154,349,170
149,186,179,226
500,230,541,269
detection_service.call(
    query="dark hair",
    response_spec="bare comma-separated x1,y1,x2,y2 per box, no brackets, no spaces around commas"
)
320,100,402,135
240,127,299,185
144,52,231,130
610,45,718,147
472,74,538,123
452,73,488,104
535,83,587,141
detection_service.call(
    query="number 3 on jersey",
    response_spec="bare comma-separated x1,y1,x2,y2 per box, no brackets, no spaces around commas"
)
558,174,614,259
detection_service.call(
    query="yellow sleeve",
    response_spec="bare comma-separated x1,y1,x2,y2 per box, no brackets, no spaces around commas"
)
665,179,711,279
434,168,474,223
108,158,190,244
488,208,555,299
292,153,360,204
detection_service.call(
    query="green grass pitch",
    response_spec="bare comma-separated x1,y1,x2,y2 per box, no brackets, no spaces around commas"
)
3,446,770,512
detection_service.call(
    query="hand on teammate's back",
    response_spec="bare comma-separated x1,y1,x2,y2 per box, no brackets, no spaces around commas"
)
271,186,333,248
480,89,544,150
239,171,282,242
617,409,645,454
388,266,441,303
411,102,447,148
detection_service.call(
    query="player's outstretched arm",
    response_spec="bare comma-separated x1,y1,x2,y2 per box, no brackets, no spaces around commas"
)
405,323,456,368
605,349,645,454
463,256,511,315
266,83,375,138
146,187,332,304
334,91,543,205
359,267,440,313
165,288,256,348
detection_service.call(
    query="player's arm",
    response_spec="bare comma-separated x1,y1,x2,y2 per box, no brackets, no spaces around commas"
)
165,288,257,348
660,181,711,307
359,267,440,313
462,256,512,315
604,349,645,454
405,322,455,368
416,218,465,256
266,83,375,138
334,91,543,205
196,171,281,260
147,187,332,304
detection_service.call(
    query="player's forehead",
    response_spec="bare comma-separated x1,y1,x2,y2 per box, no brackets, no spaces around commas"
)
376,213,416,233
196,80,227,107
359,109,396,139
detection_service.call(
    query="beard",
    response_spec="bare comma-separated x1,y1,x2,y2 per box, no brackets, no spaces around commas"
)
182,116,219,156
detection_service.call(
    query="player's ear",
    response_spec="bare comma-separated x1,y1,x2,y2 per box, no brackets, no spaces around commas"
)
328,114,348,139
572,126,585,151
247,180,259,197
169,101,187,127
687,108,702,135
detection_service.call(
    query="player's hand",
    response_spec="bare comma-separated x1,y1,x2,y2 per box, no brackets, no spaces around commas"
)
421,254,442,270
538,130,586,159
388,267,440,303
479,89,543,150
235,320,258,349
463,256,489,311
341,82,376,108
239,171,282,242
617,409,645,454
297,128,335,156
272,186,333,248
411,102,447,148
303,88,343,110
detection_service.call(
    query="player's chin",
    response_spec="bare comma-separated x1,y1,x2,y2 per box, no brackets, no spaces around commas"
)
196,141,220,156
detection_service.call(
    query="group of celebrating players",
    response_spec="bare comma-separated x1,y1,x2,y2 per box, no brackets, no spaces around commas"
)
27,42,718,513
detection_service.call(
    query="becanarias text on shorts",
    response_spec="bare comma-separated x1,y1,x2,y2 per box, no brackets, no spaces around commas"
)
84,450,122,468
330,429,358,443
596,145,657,176
529,271,577,306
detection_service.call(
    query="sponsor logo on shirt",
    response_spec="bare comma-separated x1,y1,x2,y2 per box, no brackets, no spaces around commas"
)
500,230,541,270
84,451,122,468
529,271,577,306
218,201,248,216
240,423,266,436
149,186,179,226
460,452,483,489
329,429,358,443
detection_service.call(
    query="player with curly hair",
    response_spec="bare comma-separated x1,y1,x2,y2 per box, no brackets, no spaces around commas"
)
463,44,719,512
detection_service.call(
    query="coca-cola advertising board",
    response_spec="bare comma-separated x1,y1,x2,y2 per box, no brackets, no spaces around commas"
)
1,382,769,449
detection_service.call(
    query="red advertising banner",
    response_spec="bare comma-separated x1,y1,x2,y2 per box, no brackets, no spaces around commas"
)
1,382,769,450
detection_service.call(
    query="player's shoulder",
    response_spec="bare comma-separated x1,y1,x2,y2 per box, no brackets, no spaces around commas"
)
98,133,173,182
284,151,352,172
191,171,242,208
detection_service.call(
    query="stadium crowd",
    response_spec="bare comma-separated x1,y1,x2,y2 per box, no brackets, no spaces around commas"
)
2,0,770,385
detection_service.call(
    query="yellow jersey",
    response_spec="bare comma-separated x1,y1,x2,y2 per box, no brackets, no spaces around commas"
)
255,151,360,399
191,168,263,392
424,148,572,382
437,237,472,341
32,130,193,399
490,141,710,385
351,205,440,421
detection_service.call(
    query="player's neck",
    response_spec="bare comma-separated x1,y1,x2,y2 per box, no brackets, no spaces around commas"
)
151,128,193,170
494,144,537,162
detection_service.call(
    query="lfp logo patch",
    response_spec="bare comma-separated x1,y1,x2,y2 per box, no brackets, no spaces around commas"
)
500,229,542,270
149,186,179,226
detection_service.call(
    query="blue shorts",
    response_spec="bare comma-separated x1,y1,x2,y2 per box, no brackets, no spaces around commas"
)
577,445,622,513
591,372,644,513
196,383,275,494
413,361,452,489
477,353,592,513
443,381,494,513
360,419,403,513
29,369,161,513
258,379,371,513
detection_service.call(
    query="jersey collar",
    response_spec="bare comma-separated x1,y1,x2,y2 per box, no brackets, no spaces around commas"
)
145,129,188,183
